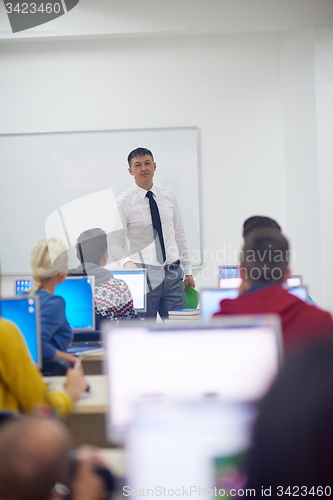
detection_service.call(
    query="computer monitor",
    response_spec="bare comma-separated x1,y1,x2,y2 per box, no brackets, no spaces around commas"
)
0,296,41,367
104,316,282,442
127,400,257,498
287,285,308,303
218,266,242,289
55,276,95,331
112,269,147,312
200,288,239,323
15,279,33,294
218,267,302,290
201,286,309,322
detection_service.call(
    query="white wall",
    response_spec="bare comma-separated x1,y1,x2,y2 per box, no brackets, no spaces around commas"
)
1,13,333,311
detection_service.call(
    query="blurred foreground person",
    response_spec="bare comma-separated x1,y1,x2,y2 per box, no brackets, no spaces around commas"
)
0,417,109,500
246,340,333,496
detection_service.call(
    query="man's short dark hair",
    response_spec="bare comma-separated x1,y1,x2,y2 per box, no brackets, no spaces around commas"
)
76,228,107,266
241,228,289,284
243,216,281,238
127,147,154,166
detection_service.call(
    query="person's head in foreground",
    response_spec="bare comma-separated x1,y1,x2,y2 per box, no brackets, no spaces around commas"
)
246,340,333,493
0,416,108,500
242,215,281,238
76,228,108,268
30,238,68,292
240,228,290,289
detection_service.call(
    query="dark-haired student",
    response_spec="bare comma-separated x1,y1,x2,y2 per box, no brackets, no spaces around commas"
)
214,228,333,354
246,339,333,494
69,228,138,327
242,215,281,238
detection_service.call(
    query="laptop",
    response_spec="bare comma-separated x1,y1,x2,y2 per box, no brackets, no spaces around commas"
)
0,295,41,367
218,267,303,289
126,400,257,499
201,286,309,322
104,316,282,442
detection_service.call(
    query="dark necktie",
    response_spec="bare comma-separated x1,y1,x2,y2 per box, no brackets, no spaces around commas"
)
146,190,166,264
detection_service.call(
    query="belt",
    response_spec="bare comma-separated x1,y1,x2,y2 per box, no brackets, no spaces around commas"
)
134,260,181,271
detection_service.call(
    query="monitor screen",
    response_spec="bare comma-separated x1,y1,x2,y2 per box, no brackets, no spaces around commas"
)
0,296,41,367
287,286,308,302
112,270,147,312
127,400,257,498
55,276,95,331
218,268,302,291
104,317,282,441
286,276,302,288
218,267,241,289
200,288,239,323
15,279,33,294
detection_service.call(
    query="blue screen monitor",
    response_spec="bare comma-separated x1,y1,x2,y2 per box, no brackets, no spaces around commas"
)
0,296,41,367
200,288,239,323
55,276,95,331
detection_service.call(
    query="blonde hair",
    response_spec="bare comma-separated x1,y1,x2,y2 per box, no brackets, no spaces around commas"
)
30,238,68,291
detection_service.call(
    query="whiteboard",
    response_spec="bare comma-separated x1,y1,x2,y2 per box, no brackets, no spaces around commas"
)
0,128,201,273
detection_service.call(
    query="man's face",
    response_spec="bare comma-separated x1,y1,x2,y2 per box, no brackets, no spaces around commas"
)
128,154,156,186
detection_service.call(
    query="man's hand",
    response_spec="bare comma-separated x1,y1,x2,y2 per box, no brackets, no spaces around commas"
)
184,275,196,292
123,261,138,269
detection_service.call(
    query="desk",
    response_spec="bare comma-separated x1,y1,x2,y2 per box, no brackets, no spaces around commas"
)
81,350,105,375
48,375,111,447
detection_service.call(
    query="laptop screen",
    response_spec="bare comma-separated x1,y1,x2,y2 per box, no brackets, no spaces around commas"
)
0,296,41,367
218,267,302,290
112,270,147,312
127,400,257,498
201,288,239,323
104,316,282,442
55,276,95,331
201,286,308,323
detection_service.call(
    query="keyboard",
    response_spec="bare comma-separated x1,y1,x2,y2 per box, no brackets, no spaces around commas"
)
70,340,103,348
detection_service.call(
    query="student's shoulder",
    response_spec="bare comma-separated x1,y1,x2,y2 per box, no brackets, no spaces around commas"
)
37,290,65,309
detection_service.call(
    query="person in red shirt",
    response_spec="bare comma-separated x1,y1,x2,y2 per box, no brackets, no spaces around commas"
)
214,228,333,355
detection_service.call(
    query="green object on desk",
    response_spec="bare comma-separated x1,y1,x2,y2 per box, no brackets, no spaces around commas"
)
182,282,199,309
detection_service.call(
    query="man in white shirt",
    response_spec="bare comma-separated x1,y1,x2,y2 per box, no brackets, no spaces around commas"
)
109,147,195,319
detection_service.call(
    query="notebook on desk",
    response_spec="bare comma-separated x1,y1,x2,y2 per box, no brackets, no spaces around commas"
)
0,295,42,367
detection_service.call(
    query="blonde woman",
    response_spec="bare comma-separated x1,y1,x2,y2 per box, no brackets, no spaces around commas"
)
30,238,77,367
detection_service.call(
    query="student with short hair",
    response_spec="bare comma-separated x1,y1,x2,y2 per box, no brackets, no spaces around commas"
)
214,229,333,354
70,228,137,327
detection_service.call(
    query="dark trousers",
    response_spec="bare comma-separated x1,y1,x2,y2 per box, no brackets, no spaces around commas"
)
136,264,185,320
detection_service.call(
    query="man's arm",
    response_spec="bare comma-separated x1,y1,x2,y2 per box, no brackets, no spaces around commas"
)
172,193,196,291
108,201,136,268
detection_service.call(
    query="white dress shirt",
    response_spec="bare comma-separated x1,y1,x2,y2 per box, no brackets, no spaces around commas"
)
109,183,192,275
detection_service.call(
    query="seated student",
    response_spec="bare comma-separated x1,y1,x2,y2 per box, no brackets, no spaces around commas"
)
30,238,77,367
69,228,138,328
0,317,86,417
214,228,333,354
246,340,333,494
0,416,109,500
